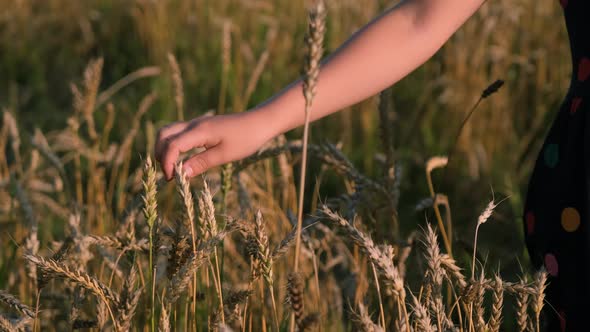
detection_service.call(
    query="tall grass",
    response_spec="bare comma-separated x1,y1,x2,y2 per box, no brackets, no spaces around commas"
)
0,0,565,330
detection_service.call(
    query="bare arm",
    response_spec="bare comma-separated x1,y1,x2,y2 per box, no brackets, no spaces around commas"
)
255,0,485,135
156,0,485,179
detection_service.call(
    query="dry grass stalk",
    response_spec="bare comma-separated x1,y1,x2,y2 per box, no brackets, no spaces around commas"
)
425,156,448,175
167,53,184,120
96,66,161,108
0,291,34,318
424,156,452,257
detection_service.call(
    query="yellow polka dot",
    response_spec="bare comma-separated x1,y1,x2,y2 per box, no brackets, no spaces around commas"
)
561,207,580,232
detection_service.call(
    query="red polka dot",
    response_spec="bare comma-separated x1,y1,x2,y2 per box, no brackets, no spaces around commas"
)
560,0,567,7
526,211,535,235
559,310,566,332
570,98,582,114
578,58,590,82
545,253,559,277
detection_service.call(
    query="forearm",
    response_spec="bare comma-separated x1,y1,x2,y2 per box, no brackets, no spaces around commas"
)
252,0,484,137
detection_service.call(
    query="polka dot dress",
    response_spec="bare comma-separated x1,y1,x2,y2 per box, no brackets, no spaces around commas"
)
523,1,590,331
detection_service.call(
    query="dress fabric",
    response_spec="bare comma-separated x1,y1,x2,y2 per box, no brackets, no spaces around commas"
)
523,1,590,331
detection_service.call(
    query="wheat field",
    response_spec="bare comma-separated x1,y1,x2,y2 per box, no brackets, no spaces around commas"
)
0,0,568,331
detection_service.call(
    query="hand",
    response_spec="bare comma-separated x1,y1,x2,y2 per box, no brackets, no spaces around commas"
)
155,111,273,180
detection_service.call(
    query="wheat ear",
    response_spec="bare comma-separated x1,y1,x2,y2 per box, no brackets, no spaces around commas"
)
0,290,35,318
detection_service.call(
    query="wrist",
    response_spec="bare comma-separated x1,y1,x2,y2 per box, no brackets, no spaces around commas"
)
248,104,295,141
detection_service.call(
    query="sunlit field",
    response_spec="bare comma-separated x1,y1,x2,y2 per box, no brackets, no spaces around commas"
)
0,0,569,331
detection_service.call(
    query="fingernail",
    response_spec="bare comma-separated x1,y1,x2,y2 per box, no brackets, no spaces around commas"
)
183,165,193,177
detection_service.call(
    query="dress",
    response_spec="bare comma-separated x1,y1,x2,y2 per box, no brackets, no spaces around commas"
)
523,1,590,331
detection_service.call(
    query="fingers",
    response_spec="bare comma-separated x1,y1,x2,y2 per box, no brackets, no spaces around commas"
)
182,148,223,178
160,127,219,180
155,122,188,161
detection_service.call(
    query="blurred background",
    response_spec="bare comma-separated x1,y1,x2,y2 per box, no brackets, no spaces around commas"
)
0,0,572,330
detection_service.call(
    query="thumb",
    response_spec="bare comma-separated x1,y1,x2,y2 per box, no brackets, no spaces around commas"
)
182,149,222,177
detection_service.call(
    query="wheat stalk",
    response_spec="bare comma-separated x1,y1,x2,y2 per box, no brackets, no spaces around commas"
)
174,162,197,249
117,266,142,332
293,0,326,273
143,156,158,332
24,254,119,329
410,293,434,332
351,303,384,332
0,314,16,332
472,199,499,279
287,272,305,328
320,206,405,300
198,179,217,239
474,271,487,331
158,299,171,332
167,53,184,120
422,224,445,331
533,270,548,332
0,290,34,318
516,278,530,332
487,274,504,332
13,179,39,284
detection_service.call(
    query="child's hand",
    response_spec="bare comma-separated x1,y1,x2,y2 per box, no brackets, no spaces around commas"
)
155,112,272,180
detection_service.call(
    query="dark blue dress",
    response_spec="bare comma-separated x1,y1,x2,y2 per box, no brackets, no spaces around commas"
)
523,0,590,331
